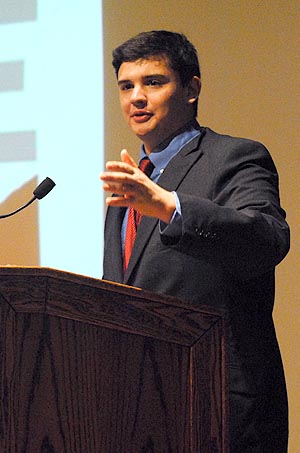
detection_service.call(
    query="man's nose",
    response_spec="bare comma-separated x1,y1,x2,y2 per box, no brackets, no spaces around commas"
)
130,85,147,105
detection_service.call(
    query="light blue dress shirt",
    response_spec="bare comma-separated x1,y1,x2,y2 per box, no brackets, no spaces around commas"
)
121,121,201,252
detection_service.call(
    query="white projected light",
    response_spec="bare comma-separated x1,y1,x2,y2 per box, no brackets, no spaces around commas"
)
0,0,104,278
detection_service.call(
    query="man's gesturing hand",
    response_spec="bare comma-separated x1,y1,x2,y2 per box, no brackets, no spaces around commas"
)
100,149,176,224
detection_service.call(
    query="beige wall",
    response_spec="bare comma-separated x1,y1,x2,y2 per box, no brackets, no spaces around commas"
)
0,177,39,265
103,1,300,450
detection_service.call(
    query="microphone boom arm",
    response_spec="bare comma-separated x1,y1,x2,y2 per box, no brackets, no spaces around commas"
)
0,177,56,220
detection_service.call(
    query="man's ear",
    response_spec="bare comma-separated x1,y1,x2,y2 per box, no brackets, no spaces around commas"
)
187,76,201,105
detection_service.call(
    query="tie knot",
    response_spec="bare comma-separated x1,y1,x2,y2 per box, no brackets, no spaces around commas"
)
139,157,154,177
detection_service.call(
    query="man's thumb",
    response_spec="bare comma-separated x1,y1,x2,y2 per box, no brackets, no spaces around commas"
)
120,149,138,167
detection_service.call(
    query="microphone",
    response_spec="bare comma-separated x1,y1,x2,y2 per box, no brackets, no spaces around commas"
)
0,177,56,219
33,177,56,200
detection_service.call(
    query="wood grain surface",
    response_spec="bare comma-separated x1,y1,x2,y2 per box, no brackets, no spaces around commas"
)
0,267,227,452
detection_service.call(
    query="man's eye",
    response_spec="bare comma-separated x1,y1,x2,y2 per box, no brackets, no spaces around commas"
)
120,83,133,91
147,79,162,86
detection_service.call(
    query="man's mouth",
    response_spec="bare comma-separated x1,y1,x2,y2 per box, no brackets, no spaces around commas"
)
131,111,153,123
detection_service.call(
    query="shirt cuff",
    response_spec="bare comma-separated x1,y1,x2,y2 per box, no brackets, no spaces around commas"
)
159,191,183,236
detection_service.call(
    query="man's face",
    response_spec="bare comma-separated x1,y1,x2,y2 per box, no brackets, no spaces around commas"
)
117,57,197,153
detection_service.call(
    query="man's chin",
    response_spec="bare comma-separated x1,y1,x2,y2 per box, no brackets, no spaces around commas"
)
134,129,153,142
133,130,159,153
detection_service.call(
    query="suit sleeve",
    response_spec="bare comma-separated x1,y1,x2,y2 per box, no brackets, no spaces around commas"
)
161,139,290,280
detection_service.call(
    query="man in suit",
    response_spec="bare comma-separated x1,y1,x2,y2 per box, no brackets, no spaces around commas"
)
101,31,290,452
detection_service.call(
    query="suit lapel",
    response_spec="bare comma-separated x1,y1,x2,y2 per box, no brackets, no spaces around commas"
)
156,130,205,191
123,130,206,284
104,205,126,282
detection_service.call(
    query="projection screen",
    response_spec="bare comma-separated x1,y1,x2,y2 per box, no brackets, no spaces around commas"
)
0,0,104,278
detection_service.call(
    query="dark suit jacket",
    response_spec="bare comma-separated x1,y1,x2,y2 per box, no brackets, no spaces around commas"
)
103,127,290,451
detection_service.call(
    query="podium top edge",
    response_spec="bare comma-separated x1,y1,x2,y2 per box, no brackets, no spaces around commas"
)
0,265,225,318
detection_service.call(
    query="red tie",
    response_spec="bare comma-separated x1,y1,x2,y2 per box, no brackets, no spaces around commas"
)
123,157,154,272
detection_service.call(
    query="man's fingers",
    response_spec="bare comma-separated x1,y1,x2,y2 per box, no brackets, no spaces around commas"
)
102,149,138,178
105,161,135,173
105,194,134,207
102,177,137,195
101,170,137,186
120,149,138,168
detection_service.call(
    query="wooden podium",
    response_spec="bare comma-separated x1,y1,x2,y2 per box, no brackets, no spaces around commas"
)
0,267,227,452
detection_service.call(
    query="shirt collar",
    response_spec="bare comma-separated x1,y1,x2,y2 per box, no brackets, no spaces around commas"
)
139,120,201,181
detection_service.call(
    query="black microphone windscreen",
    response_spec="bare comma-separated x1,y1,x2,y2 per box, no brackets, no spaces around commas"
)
33,177,56,200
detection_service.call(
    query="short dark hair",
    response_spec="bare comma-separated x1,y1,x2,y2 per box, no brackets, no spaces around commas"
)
112,30,201,116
